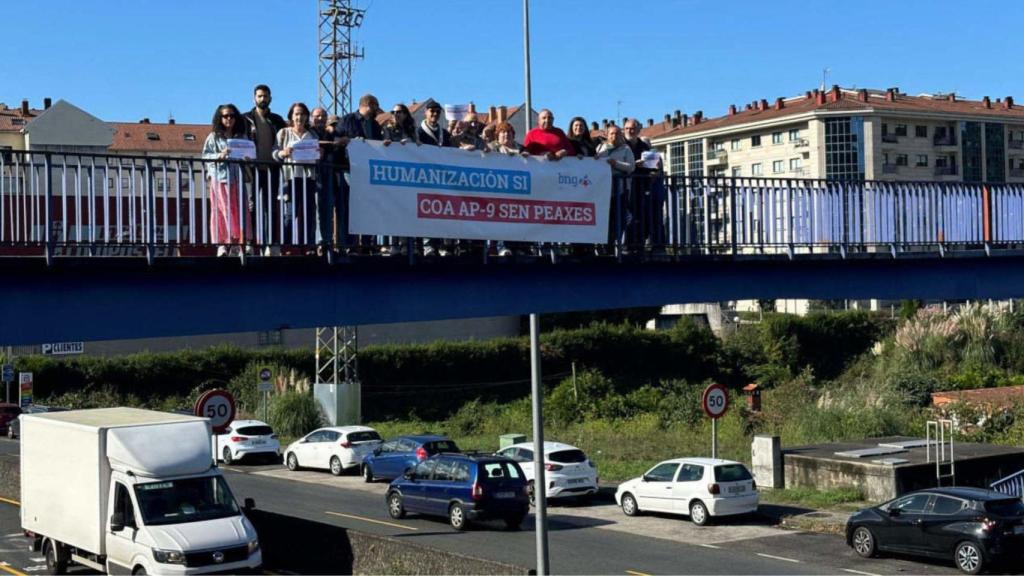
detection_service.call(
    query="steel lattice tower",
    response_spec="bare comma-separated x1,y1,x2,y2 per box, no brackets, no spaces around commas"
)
317,0,365,115
315,1,364,422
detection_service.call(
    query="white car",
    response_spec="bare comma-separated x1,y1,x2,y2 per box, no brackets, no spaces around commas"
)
215,419,281,464
284,425,383,475
495,441,599,503
615,457,758,525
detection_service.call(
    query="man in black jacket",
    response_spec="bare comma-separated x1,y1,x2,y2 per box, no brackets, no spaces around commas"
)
243,84,287,249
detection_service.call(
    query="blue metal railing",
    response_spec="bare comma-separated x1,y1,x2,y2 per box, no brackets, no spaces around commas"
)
991,469,1024,498
2,149,1023,262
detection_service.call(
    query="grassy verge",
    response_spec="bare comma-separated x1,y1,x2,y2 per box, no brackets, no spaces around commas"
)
759,487,867,510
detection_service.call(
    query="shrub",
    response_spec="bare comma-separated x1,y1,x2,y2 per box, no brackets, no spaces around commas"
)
268,390,324,438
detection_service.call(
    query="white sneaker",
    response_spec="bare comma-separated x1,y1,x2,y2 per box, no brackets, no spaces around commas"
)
263,246,273,257
498,248,512,257
216,246,228,257
423,246,436,257
380,246,393,256
438,248,451,257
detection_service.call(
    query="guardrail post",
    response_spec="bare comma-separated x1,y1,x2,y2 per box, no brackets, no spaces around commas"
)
982,184,992,253
729,177,737,256
786,179,794,258
145,158,155,265
44,154,53,266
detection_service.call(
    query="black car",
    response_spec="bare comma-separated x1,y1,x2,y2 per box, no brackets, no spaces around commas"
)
846,487,1024,574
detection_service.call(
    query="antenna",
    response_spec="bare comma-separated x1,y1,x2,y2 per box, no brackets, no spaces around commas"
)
318,0,366,116
821,68,831,92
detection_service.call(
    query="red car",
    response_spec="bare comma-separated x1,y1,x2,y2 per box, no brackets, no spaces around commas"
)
0,404,22,435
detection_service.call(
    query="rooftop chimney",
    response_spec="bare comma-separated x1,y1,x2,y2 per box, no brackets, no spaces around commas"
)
758,99,768,111
983,96,992,109
140,118,150,124
728,104,737,116
497,105,508,122
805,91,812,99
43,97,52,110
664,113,672,126
467,102,476,113
948,93,956,102
590,121,599,131
774,97,784,110
20,99,29,116
488,106,496,121
858,89,868,102
815,90,826,106
602,119,609,129
829,85,841,103
647,118,653,127
681,113,689,127
169,118,176,125
693,111,703,124
1006,96,1015,109
745,103,753,111
885,88,896,102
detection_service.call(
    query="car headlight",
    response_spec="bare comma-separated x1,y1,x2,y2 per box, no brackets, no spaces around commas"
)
152,548,187,565
247,539,260,555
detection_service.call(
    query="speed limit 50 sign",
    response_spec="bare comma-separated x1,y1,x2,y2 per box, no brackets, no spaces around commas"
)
194,389,237,434
701,383,729,419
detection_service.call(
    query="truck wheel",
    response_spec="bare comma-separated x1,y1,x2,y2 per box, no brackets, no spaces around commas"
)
222,447,234,465
44,539,68,575
330,456,343,476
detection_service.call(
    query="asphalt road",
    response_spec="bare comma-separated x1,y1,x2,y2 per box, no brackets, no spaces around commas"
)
0,438,968,575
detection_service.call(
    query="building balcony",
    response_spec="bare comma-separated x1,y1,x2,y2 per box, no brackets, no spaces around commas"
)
1008,140,1024,150
881,134,899,143
933,135,957,147
1009,168,1024,178
706,149,728,166
882,163,899,174
934,166,958,176
792,138,809,148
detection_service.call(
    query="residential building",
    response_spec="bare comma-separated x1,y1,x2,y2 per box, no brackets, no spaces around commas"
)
644,86,1024,183
108,118,206,158
0,98,112,154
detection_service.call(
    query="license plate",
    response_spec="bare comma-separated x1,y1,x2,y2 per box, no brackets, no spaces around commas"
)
251,440,266,445
728,485,745,494
568,478,585,485
496,491,515,499
1015,525,1024,535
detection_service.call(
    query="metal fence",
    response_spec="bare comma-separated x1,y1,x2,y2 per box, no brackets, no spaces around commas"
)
3,149,1024,262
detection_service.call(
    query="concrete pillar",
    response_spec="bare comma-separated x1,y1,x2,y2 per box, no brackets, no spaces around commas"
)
751,435,783,489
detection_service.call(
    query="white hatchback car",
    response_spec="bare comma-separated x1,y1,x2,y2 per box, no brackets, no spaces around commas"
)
215,419,281,464
615,458,758,525
284,426,383,475
495,441,599,503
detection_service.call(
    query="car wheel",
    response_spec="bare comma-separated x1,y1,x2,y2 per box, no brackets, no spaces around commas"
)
689,500,710,526
620,493,640,516
44,540,68,575
449,502,468,531
527,481,536,507
955,540,984,575
852,526,876,558
330,456,343,476
286,453,299,471
387,492,406,519
504,513,525,530
6,427,13,440
132,567,147,575
222,447,234,465
363,463,374,483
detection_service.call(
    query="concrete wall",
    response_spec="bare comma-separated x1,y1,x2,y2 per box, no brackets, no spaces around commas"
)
784,454,897,502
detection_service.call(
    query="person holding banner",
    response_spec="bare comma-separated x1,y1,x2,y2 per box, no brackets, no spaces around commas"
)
273,102,320,252
524,109,574,159
596,124,635,248
418,101,455,256
382,104,419,144
568,116,598,158
202,104,248,257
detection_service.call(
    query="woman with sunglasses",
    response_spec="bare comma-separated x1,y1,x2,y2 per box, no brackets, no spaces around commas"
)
201,103,248,256
382,104,419,144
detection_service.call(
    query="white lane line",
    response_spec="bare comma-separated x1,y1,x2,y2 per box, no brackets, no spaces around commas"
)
842,569,881,576
756,553,800,563
325,511,418,531
697,544,721,549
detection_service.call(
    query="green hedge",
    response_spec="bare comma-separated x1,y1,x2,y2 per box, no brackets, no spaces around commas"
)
18,320,722,421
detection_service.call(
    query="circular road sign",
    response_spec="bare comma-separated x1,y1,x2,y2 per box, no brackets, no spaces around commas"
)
259,368,272,382
195,389,236,434
701,383,729,419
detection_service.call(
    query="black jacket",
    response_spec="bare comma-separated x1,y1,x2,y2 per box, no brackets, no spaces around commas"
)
243,108,287,145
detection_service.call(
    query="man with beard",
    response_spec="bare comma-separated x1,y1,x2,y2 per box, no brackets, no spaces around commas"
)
243,84,287,250
623,118,665,250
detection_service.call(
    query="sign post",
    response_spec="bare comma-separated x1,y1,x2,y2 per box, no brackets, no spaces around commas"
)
194,390,237,434
258,368,273,422
701,383,729,459
18,372,33,409
2,364,14,404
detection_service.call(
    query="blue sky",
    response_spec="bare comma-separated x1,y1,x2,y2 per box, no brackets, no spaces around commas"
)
3,0,1023,128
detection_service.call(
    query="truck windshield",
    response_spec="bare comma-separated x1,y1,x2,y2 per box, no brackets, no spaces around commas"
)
134,476,240,526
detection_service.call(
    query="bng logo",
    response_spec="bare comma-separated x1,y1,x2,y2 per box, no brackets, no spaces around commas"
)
558,174,591,188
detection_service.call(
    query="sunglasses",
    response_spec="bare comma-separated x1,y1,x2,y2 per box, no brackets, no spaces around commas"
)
392,110,406,115
221,114,236,119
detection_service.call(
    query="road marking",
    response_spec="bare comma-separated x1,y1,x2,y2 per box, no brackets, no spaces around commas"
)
222,466,247,473
697,544,721,549
0,562,27,576
756,553,800,563
325,511,418,531
842,569,881,576
0,497,20,507
625,570,651,576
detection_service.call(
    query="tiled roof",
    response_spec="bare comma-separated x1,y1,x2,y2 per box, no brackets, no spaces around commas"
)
651,88,1024,142
932,385,1024,410
109,122,207,154
0,104,42,132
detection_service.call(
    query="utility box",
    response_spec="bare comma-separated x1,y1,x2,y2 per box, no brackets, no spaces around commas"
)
315,381,361,426
500,433,526,449
752,434,783,489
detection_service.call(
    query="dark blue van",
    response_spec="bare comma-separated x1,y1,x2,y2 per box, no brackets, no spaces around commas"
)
362,434,460,482
385,454,529,530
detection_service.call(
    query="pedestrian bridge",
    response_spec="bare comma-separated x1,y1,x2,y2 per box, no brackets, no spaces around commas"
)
2,149,1024,345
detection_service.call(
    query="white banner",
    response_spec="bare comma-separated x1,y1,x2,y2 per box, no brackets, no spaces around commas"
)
348,140,611,243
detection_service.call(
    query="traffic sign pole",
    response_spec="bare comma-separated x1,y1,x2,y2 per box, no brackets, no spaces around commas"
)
701,383,729,461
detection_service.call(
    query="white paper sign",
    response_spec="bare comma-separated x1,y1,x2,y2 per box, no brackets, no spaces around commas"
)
348,140,612,243
641,150,662,169
226,138,256,160
444,104,469,122
290,139,321,164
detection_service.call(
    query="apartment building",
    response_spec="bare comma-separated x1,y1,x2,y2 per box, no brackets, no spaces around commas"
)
643,85,1024,183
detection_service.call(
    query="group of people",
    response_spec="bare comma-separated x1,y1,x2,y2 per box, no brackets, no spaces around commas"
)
202,84,664,257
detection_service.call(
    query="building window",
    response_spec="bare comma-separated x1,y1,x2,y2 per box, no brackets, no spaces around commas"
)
730,139,740,151
257,330,283,346
895,124,908,137
731,167,741,177
687,140,704,176
668,142,686,176
772,132,783,145
935,156,949,168
184,133,196,142
788,129,800,142
895,154,908,166
916,154,928,167
915,125,927,138
712,141,725,151
789,158,802,171
145,132,160,141
962,121,983,181
881,123,888,135
772,160,784,173
751,135,761,148
824,116,865,181
751,163,763,176
985,122,1006,182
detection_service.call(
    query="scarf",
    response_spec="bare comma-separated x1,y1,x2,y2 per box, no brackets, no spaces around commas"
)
420,119,444,145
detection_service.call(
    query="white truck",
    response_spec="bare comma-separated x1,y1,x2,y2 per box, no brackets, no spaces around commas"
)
21,407,262,574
